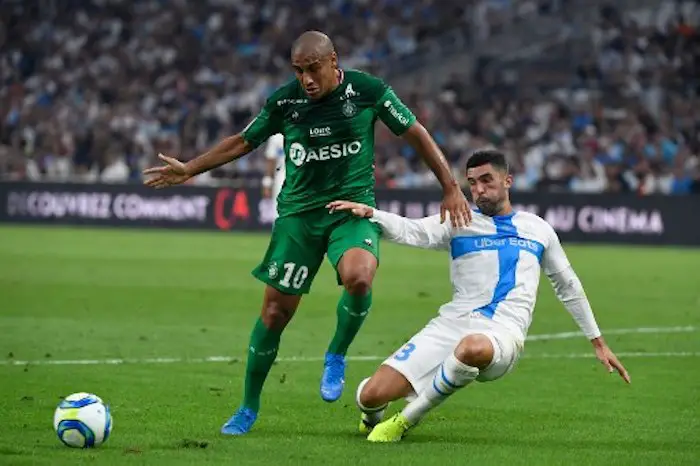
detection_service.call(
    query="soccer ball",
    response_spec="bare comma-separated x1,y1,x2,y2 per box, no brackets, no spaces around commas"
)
53,392,112,448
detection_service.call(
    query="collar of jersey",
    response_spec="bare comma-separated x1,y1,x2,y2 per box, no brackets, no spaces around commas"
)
473,208,516,220
492,211,516,220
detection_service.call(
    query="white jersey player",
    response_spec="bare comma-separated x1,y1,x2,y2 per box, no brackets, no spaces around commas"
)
326,149,630,443
262,133,285,219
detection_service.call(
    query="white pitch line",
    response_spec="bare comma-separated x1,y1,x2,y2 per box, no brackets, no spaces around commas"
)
526,325,696,341
0,326,696,367
532,352,700,359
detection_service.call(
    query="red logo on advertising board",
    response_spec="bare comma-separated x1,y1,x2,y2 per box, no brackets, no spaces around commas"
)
214,189,250,230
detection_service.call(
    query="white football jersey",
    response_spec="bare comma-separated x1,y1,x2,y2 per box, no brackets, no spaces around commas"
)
370,209,599,344
265,133,285,179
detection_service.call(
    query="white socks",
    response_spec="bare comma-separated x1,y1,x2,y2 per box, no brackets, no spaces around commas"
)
402,352,479,425
356,377,387,427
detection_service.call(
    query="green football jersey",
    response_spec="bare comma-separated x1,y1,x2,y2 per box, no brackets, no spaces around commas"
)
242,69,417,216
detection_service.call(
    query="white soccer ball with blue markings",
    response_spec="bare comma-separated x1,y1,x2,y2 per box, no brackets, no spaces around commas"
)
53,392,112,448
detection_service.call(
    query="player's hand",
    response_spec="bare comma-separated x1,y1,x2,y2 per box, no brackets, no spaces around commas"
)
143,153,191,189
326,200,373,218
593,341,631,384
441,186,471,228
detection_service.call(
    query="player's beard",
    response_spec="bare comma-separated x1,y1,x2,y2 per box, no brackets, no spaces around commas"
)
475,195,505,217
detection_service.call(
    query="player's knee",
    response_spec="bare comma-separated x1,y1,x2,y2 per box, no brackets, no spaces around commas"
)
359,377,392,408
454,335,494,369
260,301,293,331
359,366,411,407
343,273,372,296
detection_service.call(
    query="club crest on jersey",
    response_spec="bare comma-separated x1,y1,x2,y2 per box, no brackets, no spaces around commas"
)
291,110,300,121
342,100,357,117
268,261,279,279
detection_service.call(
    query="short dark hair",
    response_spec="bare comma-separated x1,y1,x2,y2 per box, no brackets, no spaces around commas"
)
465,149,508,173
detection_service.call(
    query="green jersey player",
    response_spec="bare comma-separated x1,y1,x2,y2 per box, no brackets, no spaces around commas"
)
143,31,471,436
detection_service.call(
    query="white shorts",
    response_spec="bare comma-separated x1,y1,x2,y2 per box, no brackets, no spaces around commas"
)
383,313,522,398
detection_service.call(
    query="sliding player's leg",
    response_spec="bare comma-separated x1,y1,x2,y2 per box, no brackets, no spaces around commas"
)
356,316,459,434
355,365,413,435
322,215,381,402
221,214,325,436
369,324,521,443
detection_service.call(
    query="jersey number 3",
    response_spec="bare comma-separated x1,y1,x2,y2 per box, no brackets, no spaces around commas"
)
394,342,416,361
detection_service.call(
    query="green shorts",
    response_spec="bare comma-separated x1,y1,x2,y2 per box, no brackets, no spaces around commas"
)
252,208,381,295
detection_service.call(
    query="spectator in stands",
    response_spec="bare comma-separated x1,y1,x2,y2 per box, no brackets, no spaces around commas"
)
0,0,697,196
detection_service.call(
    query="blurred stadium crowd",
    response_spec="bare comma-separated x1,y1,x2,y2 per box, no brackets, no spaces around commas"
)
0,0,698,194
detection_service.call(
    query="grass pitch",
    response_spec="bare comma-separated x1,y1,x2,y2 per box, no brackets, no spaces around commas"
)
0,226,698,465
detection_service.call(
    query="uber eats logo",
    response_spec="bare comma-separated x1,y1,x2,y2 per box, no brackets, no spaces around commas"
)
289,141,362,167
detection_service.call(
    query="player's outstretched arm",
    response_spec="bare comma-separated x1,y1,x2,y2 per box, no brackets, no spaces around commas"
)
327,200,450,249
143,134,253,189
547,267,630,384
144,95,282,189
400,123,471,228
590,335,631,383
373,85,469,228
543,227,631,384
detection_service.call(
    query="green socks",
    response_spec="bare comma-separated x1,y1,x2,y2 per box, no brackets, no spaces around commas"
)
241,289,371,412
327,289,372,356
242,318,282,413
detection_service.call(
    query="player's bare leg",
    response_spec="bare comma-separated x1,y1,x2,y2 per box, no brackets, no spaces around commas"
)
356,365,413,433
322,248,377,402
368,334,493,442
221,286,301,436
